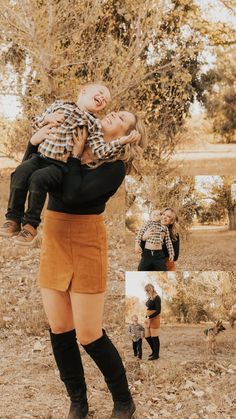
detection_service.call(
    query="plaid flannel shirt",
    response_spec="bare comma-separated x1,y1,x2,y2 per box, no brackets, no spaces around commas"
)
128,323,145,342
32,100,123,162
136,220,175,259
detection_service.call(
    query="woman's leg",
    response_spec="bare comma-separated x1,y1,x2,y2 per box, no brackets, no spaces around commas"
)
70,292,135,419
150,328,160,360
145,327,155,358
138,251,153,271
153,252,167,271
41,288,88,419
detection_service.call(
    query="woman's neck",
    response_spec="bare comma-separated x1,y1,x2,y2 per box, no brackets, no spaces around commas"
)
102,128,113,143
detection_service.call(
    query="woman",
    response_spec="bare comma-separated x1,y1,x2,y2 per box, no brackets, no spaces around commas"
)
139,208,180,271
144,283,161,361
161,208,180,271
25,110,146,419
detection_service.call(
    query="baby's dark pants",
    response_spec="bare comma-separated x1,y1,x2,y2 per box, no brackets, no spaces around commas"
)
6,154,65,228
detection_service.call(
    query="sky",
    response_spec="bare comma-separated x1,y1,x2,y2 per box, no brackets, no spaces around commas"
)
126,272,163,303
0,95,21,120
125,271,176,302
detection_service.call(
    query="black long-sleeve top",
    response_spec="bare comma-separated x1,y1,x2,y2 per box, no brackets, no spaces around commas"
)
141,234,180,261
22,142,126,214
145,295,161,319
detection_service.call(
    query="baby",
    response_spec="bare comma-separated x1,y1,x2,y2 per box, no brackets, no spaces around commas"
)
0,82,138,245
128,315,145,360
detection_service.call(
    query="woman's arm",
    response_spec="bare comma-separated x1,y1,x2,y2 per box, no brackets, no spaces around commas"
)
173,236,180,261
148,296,161,319
62,158,126,206
22,142,38,162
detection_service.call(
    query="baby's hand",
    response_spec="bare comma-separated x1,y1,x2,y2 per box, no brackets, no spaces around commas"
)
30,124,57,145
119,130,141,146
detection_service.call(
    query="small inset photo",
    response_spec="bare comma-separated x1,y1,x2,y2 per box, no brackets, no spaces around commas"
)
125,270,236,417
126,175,236,271
125,271,236,363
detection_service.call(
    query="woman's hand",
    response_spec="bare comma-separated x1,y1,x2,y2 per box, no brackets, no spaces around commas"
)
168,256,174,262
43,110,65,126
30,124,57,145
118,130,141,146
72,127,88,158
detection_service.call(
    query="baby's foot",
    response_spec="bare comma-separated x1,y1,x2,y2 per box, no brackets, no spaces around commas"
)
14,224,37,246
0,220,21,237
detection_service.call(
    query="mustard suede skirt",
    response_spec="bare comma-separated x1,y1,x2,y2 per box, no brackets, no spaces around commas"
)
38,210,108,294
144,310,161,337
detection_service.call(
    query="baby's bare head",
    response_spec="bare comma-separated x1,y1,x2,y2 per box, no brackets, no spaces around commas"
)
76,82,111,113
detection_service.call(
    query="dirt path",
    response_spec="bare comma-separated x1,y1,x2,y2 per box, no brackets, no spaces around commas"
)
125,229,236,271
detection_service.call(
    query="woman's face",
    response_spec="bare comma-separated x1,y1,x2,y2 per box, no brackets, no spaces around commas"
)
161,209,175,226
101,111,136,141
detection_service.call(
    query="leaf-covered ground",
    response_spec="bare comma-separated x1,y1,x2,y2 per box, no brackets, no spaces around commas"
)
0,171,235,419
125,324,236,419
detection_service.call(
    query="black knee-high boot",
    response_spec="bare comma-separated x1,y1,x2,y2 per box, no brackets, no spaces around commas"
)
145,336,155,358
82,330,135,419
149,336,160,361
49,329,88,419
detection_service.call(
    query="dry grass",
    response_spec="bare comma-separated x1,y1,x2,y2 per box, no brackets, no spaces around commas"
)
125,229,236,272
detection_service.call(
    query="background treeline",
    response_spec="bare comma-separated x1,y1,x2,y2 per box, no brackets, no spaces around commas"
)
0,0,236,172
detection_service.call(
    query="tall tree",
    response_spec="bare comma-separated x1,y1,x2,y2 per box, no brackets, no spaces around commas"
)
0,0,207,172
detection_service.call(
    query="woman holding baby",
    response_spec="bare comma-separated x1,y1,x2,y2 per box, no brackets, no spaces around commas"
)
20,82,146,419
135,208,180,272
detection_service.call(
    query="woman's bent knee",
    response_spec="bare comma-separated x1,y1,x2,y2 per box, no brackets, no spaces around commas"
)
77,329,103,346
50,322,75,334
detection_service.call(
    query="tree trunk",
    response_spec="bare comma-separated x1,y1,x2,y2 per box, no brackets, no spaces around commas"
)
228,207,236,230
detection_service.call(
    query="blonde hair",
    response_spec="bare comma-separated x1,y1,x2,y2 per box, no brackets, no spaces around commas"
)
144,283,157,300
79,80,110,90
90,113,147,173
162,207,179,240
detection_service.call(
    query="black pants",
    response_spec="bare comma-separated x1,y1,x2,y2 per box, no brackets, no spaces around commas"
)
138,249,167,271
6,154,66,228
132,338,142,359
